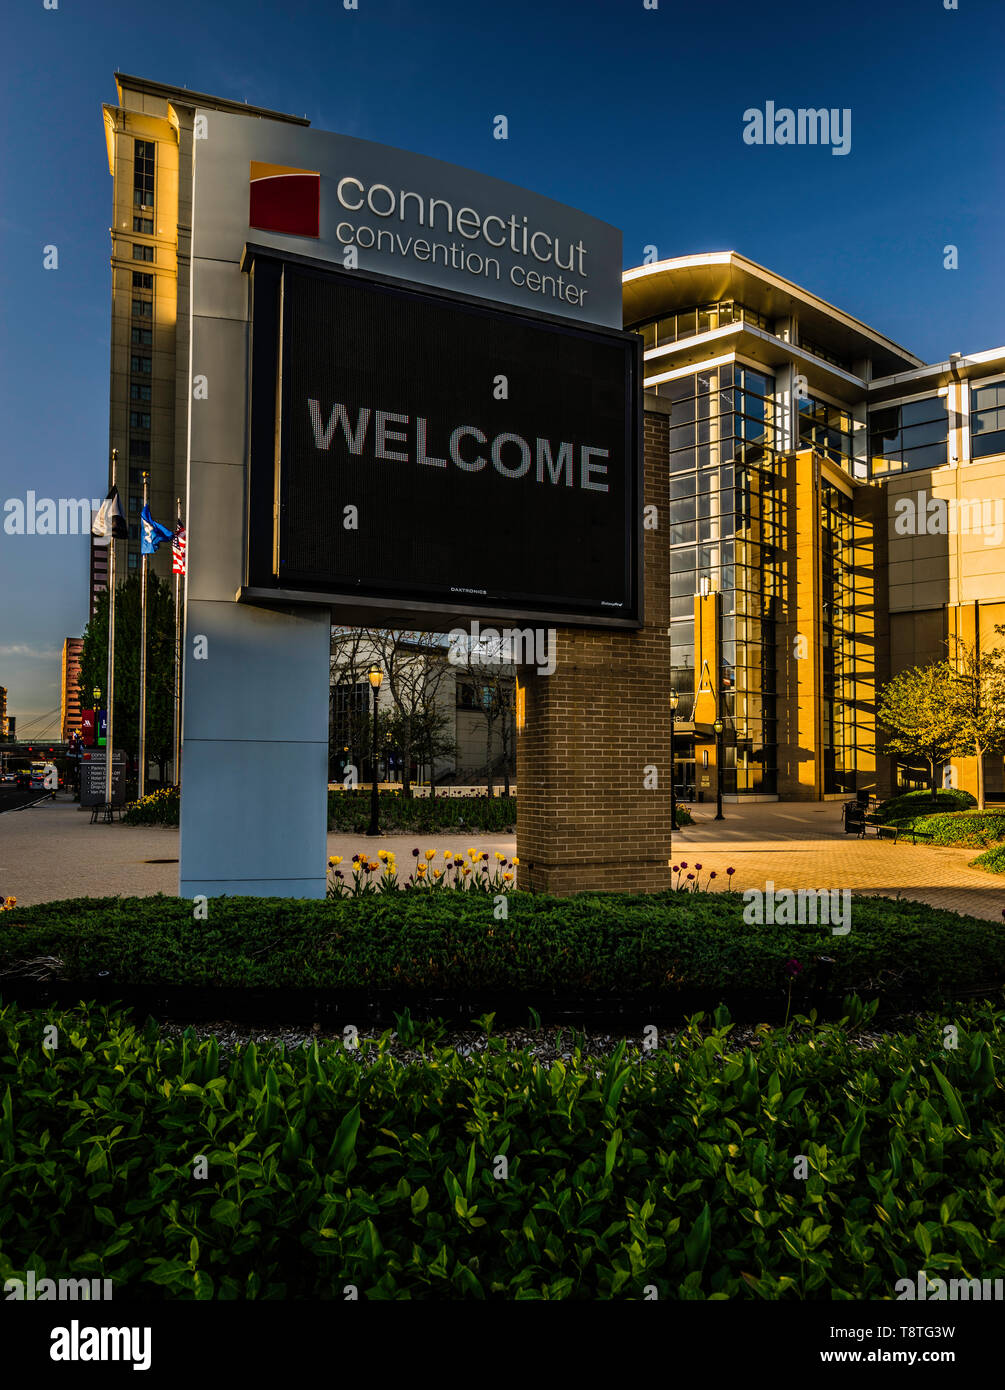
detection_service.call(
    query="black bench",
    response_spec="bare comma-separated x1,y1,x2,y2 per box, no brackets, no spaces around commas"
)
843,806,898,842
89,803,121,824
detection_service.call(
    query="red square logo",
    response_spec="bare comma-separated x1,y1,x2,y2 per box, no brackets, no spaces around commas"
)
250,162,320,238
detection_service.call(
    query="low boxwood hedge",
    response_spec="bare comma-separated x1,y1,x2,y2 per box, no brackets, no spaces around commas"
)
0,999,1002,1298
328,790,515,834
2,891,1004,1004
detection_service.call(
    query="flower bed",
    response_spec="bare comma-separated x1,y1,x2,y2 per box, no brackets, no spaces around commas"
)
121,785,179,826
327,846,517,896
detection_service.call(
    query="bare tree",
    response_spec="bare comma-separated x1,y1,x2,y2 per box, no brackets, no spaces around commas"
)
451,633,516,798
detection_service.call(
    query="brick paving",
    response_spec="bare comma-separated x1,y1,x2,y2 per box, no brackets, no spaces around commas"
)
2,794,1002,921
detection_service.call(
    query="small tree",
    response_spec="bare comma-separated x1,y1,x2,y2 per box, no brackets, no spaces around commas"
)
943,626,1005,811
876,663,958,796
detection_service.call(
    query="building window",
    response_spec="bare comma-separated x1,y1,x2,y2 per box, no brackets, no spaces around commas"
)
800,336,853,372
638,301,772,352
132,271,153,290
799,395,855,472
130,383,152,402
128,524,139,542
134,139,155,208
131,298,152,318
130,355,151,374
971,381,1005,459
869,396,948,475
128,467,141,485
130,411,151,430
127,551,139,571
132,244,154,262
130,439,151,460
133,216,153,234
130,327,153,346
129,495,140,514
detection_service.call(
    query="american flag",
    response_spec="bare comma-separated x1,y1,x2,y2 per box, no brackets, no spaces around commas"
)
172,521,187,576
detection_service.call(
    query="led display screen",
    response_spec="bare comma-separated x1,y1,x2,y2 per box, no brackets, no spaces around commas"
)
268,262,641,624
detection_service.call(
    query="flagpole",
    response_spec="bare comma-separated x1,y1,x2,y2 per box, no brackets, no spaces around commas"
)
173,498,182,786
138,470,149,800
105,448,118,808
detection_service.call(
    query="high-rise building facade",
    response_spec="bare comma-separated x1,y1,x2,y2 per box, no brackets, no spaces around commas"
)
100,74,308,583
60,638,84,741
623,253,1005,802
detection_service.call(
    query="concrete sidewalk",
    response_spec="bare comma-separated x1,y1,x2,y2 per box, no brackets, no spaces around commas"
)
1,793,1001,920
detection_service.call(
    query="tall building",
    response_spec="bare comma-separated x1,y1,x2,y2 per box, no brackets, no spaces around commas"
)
0,686,7,740
88,536,110,621
100,74,308,583
61,638,84,741
623,252,1005,802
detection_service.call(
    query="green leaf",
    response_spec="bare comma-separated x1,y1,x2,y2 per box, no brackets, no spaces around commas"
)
914,1222,932,1259
684,1203,712,1271
841,1107,867,1157
210,1198,240,1228
930,1065,970,1131
411,1186,429,1215
604,1128,622,1178
330,1104,361,1171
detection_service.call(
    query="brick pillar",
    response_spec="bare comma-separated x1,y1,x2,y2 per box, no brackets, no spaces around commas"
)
516,398,672,894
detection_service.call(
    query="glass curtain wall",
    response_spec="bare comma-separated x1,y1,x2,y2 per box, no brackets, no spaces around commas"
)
640,301,772,350
820,483,857,793
659,362,779,794
869,396,948,475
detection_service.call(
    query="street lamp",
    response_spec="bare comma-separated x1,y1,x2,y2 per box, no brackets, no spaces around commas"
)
669,689,679,831
366,665,383,836
713,716,725,821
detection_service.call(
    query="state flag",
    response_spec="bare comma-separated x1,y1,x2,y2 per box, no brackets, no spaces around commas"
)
140,504,174,555
91,487,128,540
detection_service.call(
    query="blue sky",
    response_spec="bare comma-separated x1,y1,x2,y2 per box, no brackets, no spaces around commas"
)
1,0,1002,730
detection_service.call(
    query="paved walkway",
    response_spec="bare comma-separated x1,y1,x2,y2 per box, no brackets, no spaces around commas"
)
674,801,1003,922
2,795,1001,921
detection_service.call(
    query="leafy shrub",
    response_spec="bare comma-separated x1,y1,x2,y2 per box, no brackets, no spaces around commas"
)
875,788,976,823
971,844,1005,875
1,999,1002,1299
903,812,1005,848
328,790,515,834
2,891,1004,1001
674,804,693,828
121,785,179,826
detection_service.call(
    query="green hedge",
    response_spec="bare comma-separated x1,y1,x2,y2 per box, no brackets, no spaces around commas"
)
2,891,1004,1000
875,789,976,823
328,791,515,834
903,812,1005,847
971,844,1005,875
1,999,1002,1298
